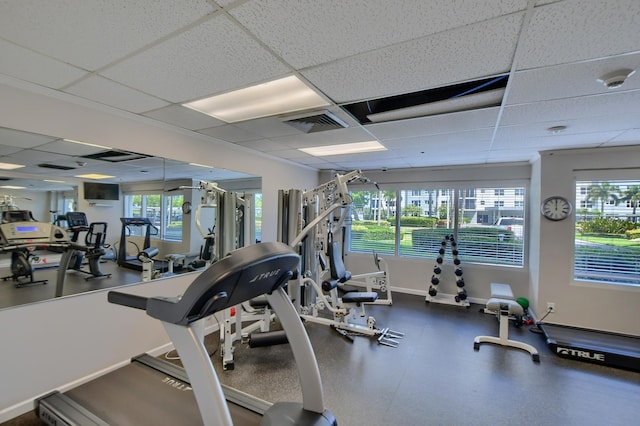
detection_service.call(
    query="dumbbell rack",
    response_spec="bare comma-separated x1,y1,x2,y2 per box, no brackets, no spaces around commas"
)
425,234,470,307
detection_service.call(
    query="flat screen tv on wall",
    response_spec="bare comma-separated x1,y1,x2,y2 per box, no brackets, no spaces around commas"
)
83,182,120,201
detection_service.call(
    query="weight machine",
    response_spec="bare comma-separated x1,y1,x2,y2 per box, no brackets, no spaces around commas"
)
342,250,393,306
278,170,403,347
181,180,266,370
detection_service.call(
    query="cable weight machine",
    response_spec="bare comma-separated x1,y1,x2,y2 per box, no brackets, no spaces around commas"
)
278,170,403,347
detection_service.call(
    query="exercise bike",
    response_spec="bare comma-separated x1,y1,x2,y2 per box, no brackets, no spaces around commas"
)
65,212,112,281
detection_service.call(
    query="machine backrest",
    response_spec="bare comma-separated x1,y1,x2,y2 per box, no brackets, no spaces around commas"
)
85,222,108,248
328,241,351,283
145,242,299,325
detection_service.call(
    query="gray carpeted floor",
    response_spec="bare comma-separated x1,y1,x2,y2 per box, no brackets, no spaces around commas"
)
4,292,639,425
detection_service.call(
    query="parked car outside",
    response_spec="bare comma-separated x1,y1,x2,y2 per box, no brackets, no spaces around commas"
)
494,217,524,240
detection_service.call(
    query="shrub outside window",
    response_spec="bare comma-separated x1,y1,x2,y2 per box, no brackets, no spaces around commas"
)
574,180,640,286
349,186,526,267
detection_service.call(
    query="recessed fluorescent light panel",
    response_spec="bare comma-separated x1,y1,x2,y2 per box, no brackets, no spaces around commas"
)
0,185,25,189
75,173,115,180
300,141,387,157
189,162,213,168
184,75,330,123
0,162,25,170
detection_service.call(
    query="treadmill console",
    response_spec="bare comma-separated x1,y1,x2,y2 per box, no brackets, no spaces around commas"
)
0,222,68,245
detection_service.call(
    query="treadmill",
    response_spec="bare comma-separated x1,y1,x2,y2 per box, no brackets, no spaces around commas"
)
37,242,337,425
539,323,640,372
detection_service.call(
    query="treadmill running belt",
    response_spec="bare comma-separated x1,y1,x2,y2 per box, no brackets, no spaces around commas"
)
540,323,640,372
63,362,261,425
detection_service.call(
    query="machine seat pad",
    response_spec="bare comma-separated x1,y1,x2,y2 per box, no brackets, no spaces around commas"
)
140,247,159,259
342,291,378,303
486,298,523,316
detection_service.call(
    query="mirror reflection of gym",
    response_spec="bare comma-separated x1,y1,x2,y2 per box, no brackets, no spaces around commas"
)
0,127,260,310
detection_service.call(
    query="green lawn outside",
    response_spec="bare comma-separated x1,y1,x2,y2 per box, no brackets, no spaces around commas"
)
576,233,640,251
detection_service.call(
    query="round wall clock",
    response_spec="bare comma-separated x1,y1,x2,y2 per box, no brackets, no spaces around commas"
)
181,201,192,214
540,196,572,221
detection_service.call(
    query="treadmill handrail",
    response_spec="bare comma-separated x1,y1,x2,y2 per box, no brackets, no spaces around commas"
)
107,292,149,310
109,242,300,326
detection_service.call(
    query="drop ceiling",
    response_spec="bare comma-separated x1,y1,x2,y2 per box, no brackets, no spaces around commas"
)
0,0,638,183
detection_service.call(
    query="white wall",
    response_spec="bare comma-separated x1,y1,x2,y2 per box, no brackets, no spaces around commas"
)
532,146,640,335
0,273,197,422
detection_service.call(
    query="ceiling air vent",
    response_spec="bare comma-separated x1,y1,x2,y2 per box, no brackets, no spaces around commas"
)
342,74,508,125
38,163,76,170
82,149,151,163
281,110,349,133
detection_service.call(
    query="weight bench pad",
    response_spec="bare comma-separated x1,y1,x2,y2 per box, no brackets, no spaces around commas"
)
486,298,523,316
490,283,514,299
342,292,378,303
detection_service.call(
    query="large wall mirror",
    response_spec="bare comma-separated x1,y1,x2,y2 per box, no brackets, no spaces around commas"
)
0,126,261,310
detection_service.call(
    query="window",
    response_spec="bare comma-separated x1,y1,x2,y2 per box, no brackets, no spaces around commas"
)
164,194,184,241
124,193,182,242
348,190,395,255
574,180,640,286
349,185,526,267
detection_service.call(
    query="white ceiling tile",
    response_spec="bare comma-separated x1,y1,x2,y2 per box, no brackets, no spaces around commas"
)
231,0,527,68
500,90,640,126
495,112,640,141
270,127,374,148
492,131,623,150
0,0,216,70
507,53,640,105
261,148,306,160
518,0,640,70
198,124,261,143
236,139,292,152
0,145,21,156
484,149,539,163
0,39,87,89
143,105,226,130
384,130,493,152
604,129,640,146
0,127,56,148
366,108,500,140
4,149,68,166
101,15,290,102
354,157,413,169
302,13,523,103
64,76,169,113
402,151,490,168
234,117,303,138
33,140,107,156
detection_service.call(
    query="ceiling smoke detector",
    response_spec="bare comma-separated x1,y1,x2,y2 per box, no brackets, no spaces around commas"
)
547,125,567,134
597,69,636,89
